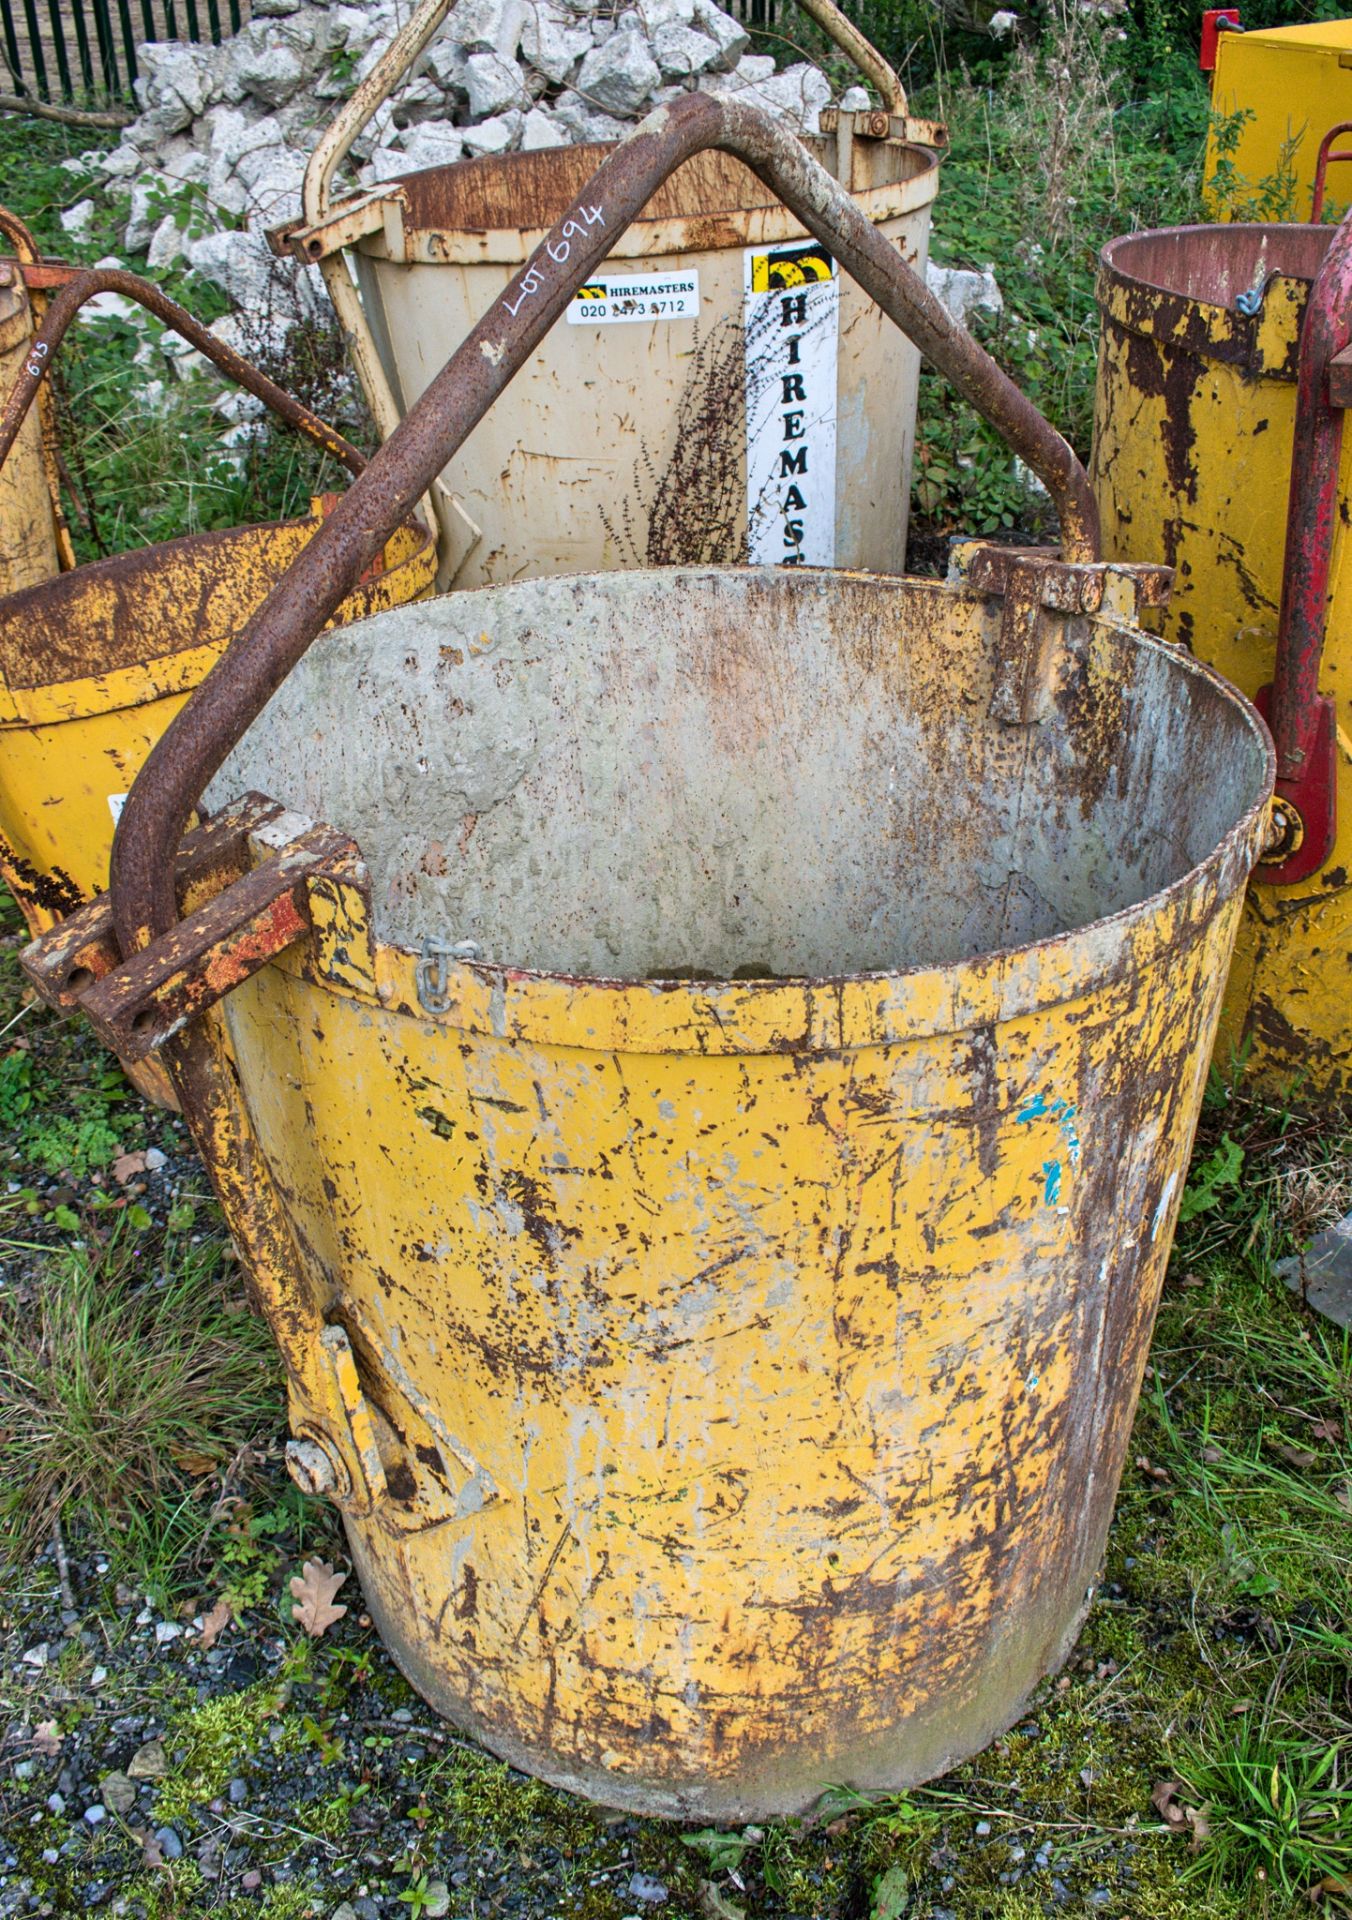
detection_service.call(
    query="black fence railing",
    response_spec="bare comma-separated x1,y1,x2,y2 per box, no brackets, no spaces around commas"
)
0,0,243,104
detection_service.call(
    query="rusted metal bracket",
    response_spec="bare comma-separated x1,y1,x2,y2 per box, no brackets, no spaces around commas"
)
952,544,1173,725
1253,685,1338,883
21,794,290,1009
1327,341,1352,408
818,106,948,148
269,187,406,267
22,798,369,1062
1264,199,1352,882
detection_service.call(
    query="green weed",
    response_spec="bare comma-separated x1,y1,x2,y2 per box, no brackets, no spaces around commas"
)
0,1220,281,1590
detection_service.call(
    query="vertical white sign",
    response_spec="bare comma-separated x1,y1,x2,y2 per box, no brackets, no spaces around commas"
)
743,240,839,568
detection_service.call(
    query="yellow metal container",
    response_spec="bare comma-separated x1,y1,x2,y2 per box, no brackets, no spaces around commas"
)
1093,224,1352,1092
0,263,63,596
36,101,1273,1818
129,563,1270,1817
0,510,435,933
1203,21,1352,222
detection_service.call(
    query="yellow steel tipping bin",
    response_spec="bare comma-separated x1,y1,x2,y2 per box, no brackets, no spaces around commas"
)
1094,215,1352,1094
0,265,437,1102
27,99,1276,1819
1203,19,1352,224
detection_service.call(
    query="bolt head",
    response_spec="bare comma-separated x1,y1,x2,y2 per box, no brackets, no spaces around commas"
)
285,1437,339,1498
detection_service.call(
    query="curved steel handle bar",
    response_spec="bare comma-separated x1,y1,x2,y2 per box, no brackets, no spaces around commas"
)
0,207,44,269
0,266,367,484
793,0,905,113
112,90,1097,959
1269,201,1352,780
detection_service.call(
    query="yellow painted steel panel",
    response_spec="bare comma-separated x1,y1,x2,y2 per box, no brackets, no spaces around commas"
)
1094,225,1352,1093
1204,23,1352,222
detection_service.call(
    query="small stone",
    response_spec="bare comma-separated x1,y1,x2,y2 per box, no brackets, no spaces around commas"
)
462,111,521,156
690,0,748,69
650,22,720,78
235,40,305,107
89,1666,107,1688
12,1761,35,1782
520,106,566,150
519,1,592,84
154,1621,182,1647
127,1740,166,1782
839,83,871,110
395,123,465,172
154,1827,183,1862
46,1795,64,1816
419,1885,450,1919
975,1819,992,1836
41,1848,59,1866
228,1778,248,1805
146,213,186,272
100,146,141,179
329,1905,358,1920
59,199,96,239
83,1806,106,1828
627,1874,668,1904
576,26,661,115
22,1644,49,1669
926,262,1003,328
241,1869,263,1890
99,1773,136,1815
464,49,525,117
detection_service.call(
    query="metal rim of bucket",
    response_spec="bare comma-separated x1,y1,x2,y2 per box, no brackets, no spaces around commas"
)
229,564,1275,1056
0,265,438,728
0,517,435,730
1096,223,1332,372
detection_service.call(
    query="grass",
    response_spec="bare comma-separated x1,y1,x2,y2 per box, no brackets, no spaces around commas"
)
0,1223,282,1586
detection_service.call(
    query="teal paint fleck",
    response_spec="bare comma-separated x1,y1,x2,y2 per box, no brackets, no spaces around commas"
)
1043,1159,1062,1205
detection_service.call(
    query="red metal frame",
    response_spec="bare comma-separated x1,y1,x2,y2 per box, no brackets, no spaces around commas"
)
1259,205,1352,885
1199,9,1240,74
1312,121,1352,223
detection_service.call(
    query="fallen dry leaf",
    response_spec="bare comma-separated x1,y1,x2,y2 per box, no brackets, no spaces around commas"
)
699,1883,746,1920
1269,1439,1319,1472
1152,1778,1210,1852
32,1720,61,1757
127,1738,167,1781
1201,1445,1225,1465
289,1558,348,1638
111,1150,148,1185
1310,1416,1344,1444
170,1447,219,1478
1136,1455,1172,1486
198,1599,232,1651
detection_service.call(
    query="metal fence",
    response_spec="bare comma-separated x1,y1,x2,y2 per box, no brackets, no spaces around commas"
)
0,0,243,104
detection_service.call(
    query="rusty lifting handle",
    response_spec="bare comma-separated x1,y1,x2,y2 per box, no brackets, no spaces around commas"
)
111,90,1097,960
1269,203,1352,782
0,266,368,485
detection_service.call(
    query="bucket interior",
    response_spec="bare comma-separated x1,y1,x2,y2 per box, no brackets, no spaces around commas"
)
207,569,1268,981
392,136,935,238
1103,224,1331,309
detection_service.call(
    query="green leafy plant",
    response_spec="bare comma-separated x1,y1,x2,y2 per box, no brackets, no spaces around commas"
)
1179,1134,1245,1223
1176,1716,1352,1898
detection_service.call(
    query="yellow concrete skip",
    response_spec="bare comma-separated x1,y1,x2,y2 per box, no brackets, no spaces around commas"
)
84,565,1271,1820
1204,20,1352,223
1094,226,1352,1093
